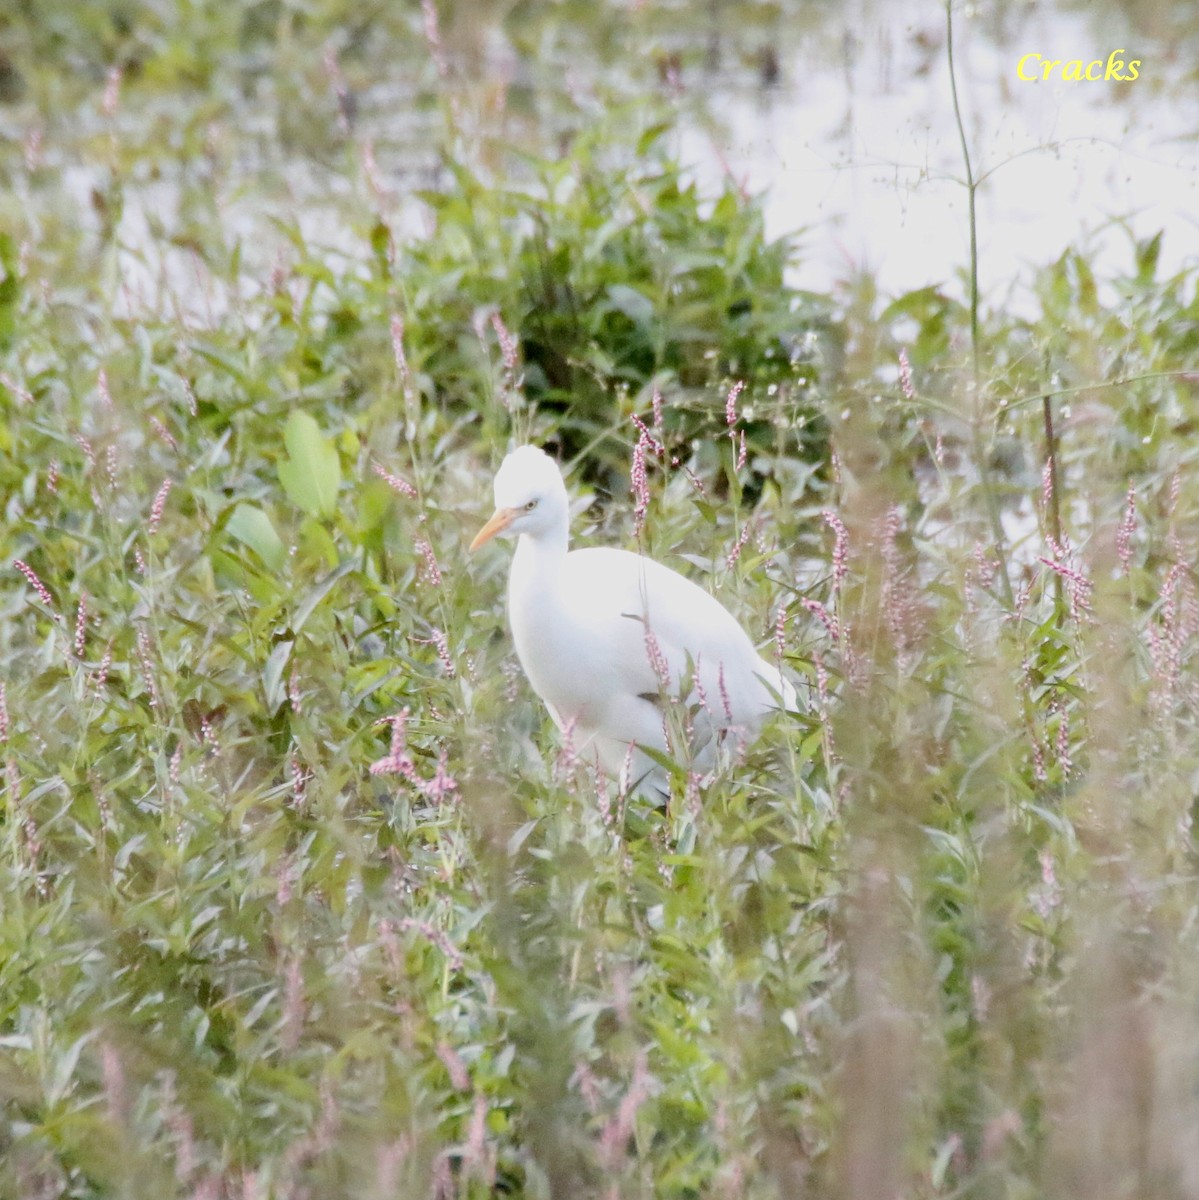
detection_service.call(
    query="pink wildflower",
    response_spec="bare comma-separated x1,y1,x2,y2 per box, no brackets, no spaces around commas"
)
149,478,172,535
399,917,463,971
598,1050,652,1170
74,592,88,657
372,461,417,498
150,416,178,451
415,537,442,587
898,348,915,400
644,626,670,689
725,516,754,570
74,435,96,471
23,126,42,172
1041,459,1054,513
93,642,113,694
717,662,733,722
422,0,449,78
370,708,417,778
436,1043,470,1092
102,67,123,118
361,139,390,206
801,597,840,644
97,367,114,411
136,625,159,709
822,510,849,590
0,374,33,405
725,380,744,427
1055,700,1071,781
490,312,518,374
631,438,650,537
1117,483,1136,575
1031,733,1047,785
630,413,664,458
1038,542,1092,622
572,1060,602,1113
420,747,458,804
290,753,309,807
13,559,57,614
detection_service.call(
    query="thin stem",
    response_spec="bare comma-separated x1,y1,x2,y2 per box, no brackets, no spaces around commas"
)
946,1,1013,606
946,0,979,381
1042,394,1065,609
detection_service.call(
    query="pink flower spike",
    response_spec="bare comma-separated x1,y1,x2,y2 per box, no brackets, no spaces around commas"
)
725,517,754,570
717,662,733,722
1041,459,1054,513
13,559,57,614
97,367,114,411
631,438,650,537
490,312,518,373
725,380,745,427
102,67,122,118
370,708,417,778
149,478,172,535
372,461,417,498
421,0,449,79
413,628,455,677
801,597,841,644
93,642,113,694
898,348,915,400
74,592,88,657
74,435,96,471
149,416,178,451
1117,483,1136,575
136,624,160,709
415,537,442,587
436,1043,470,1092
0,374,33,405
821,510,849,590
420,747,458,805
644,626,671,689
630,414,664,458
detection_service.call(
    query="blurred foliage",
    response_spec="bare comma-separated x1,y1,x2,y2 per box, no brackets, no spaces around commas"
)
402,121,834,481
2,0,1199,1198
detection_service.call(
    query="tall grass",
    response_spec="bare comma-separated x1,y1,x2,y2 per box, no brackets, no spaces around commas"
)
2,2,1199,1198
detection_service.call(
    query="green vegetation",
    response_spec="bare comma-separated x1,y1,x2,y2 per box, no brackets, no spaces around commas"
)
2,2,1199,1198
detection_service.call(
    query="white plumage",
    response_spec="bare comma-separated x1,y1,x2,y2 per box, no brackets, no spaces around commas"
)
470,445,794,796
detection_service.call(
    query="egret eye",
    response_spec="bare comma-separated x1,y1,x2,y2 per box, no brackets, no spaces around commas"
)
524,499,538,511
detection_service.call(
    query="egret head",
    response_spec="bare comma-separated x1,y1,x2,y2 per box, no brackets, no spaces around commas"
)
470,445,569,550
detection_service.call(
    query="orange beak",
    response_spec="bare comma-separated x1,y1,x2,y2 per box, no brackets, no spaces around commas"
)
469,507,518,552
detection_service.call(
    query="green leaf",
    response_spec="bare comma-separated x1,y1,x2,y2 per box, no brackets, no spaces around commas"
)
278,411,340,518
226,503,286,571
262,639,293,713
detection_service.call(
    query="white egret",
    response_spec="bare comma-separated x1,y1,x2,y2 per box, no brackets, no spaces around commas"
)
470,446,794,796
